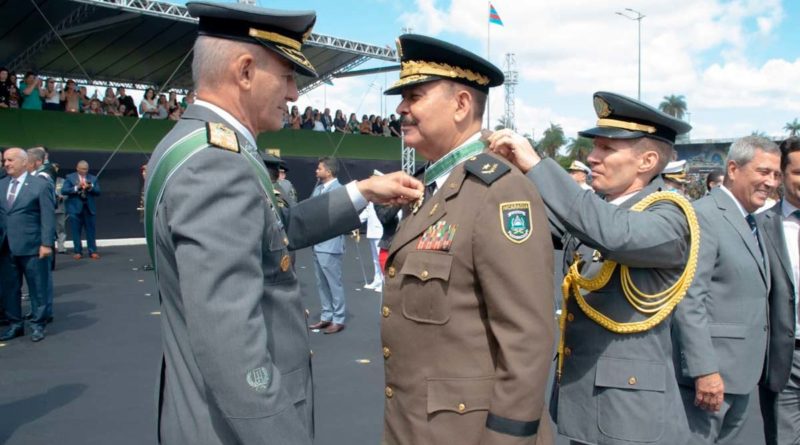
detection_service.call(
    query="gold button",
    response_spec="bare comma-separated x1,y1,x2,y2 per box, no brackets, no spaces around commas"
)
387,266,396,278
628,376,637,385
567,313,574,322
449,183,457,189
457,403,466,413
385,386,394,398
382,306,391,318
383,346,391,359
421,270,429,279
283,237,289,246
564,347,571,356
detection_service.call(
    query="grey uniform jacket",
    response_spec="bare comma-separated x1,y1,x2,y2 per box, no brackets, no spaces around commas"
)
527,158,690,445
757,202,796,393
147,105,361,445
672,187,769,395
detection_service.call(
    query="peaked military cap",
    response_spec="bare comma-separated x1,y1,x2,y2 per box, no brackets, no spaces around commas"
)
568,160,591,174
260,151,282,167
187,1,318,77
662,159,689,183
579,91,692,145
384,34,504,95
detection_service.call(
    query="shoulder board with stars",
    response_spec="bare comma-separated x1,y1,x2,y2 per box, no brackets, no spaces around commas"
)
206,122,240,153
464,153,510,185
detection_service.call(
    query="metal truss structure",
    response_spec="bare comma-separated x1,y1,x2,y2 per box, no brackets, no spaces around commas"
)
401,135,416,175
9,3,95,73
502,53,518,131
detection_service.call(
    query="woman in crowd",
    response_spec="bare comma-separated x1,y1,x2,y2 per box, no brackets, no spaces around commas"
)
333,109,347,133
78,86,91,112
0,68,10,108
168,91,179,110
20,72,43,110
84,98,104,115
300,106,314,129
371,114,382,135
381,117,391,137
359,114,372,135
42,78,61,111
155,94,169,119
348,112,360,134
102,87,119,114
289,105,301,129
180,90,195,109
139,88,158,119
312,110,326,131
168,106,182,121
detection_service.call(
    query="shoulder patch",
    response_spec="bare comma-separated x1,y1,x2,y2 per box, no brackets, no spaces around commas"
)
207,122,240,153
464,153,510,185
500,201,532,243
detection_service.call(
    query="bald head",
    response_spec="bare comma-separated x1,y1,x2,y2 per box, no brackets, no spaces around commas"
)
4,148,28,178
76,160,89,176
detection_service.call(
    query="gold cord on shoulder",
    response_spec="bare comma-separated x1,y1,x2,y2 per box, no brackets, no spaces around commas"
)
556,192,700,381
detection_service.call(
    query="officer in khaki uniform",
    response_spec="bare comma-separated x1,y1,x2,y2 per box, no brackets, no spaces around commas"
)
489,92,697,445
144,4,422,444
380,34,555,445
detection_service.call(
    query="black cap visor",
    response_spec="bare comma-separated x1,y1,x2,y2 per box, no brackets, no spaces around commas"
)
578,126,674,145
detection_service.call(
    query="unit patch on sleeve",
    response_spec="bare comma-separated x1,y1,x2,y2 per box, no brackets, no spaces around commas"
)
207,122,240,153
500,201,532,243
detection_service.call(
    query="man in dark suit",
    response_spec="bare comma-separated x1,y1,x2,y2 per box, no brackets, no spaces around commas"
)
0,148,55,342
673,135,780,443
62,160,100,259
308,157,347,334
758,136,800,444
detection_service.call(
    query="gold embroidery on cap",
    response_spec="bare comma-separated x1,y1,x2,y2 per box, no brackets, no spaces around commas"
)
249,28,302,51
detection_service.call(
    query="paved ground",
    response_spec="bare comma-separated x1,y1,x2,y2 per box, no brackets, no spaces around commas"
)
0,241,765,444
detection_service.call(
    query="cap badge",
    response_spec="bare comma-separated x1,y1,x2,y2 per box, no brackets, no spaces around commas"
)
593,96,612,118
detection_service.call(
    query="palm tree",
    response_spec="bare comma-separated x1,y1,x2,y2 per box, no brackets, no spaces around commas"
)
659,95,687,119
784,118,800,137
537,123,566,158
566,136,593,162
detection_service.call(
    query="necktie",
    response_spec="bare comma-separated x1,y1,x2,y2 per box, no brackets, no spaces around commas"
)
424,182,437,201
7,179,18,206
746,213,758,238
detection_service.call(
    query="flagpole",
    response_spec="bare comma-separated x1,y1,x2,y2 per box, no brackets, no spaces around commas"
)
487,1,491,129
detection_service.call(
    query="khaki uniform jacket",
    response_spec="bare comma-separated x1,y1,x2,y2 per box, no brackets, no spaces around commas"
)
381,153,555,445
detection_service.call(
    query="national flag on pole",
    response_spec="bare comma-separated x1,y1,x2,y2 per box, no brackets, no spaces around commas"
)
489,3,504,26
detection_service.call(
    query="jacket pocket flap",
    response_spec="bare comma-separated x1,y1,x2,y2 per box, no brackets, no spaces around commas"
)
595,357,665,392
280,367,308,403
426,376,494,414
400,250,453,281
709,323,748,339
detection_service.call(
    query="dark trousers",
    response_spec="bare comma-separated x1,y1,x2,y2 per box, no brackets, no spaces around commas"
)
0,241,51,330
68,206,97,254
761,346,800,445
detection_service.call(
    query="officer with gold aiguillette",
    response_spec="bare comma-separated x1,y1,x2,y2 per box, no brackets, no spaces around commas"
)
489,92,699,445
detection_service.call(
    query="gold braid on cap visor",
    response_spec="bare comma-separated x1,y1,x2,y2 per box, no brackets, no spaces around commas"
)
249,28,302,51
399,60,490,86
596,118,657,134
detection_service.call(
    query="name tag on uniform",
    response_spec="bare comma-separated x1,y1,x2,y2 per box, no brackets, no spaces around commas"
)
417,220,457,251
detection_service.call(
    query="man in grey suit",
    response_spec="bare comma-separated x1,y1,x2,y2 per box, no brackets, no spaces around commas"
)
489,91,696,445
0,148,55,343
308,157,347,334
144,3,422,444
673,135,780,444
758,136,800,445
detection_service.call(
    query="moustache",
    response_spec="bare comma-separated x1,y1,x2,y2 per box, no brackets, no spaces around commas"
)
402,118,418,126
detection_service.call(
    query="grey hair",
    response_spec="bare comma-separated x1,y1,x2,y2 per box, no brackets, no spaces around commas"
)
26,147,46,163
726,136,780,167
192,36,263,91
7,147,28,161
77,160,89,169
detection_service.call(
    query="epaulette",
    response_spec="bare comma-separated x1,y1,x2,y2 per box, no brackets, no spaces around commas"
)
206,122,240,153
464,153,510,185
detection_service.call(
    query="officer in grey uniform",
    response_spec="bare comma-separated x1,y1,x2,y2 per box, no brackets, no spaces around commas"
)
144,3,422,444
489,92,697,445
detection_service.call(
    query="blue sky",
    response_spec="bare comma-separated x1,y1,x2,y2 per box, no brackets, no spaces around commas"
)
175,0,800,141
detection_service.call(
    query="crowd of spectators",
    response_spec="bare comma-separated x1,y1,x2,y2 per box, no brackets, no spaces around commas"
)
283,105,402,137
0,68,194,121
1,68,400,137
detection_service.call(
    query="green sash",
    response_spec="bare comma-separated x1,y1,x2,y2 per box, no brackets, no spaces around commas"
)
144,127,278,262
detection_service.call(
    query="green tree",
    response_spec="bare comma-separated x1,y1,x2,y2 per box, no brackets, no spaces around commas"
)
566,136,593,162
537,122,566,158
659,95,687,119
784,118,800,137
751,130,769,138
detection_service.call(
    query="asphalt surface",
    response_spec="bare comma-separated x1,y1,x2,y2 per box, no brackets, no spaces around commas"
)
0,241,765,444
